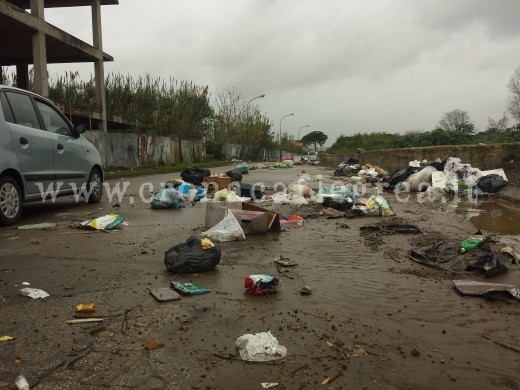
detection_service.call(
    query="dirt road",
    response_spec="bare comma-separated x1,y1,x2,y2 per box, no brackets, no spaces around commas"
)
1,165,519,389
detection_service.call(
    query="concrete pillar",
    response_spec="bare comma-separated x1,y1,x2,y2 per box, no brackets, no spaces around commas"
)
30,0,48,96
16,64,29,90
92,0,107,132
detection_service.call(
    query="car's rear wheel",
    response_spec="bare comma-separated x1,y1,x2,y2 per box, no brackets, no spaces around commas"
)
0,176,22,226
85,168,103,204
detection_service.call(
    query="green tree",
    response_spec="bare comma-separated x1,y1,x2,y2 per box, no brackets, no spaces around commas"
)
301,131,328,150
438,109,475,143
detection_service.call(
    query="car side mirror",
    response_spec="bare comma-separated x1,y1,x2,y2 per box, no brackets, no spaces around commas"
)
75,124,86,136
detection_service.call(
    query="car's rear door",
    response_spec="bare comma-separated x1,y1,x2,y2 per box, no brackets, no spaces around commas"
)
33,98,88,191
2,90,55,195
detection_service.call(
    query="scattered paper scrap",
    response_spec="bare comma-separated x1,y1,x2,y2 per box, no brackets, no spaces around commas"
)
19,288,49,299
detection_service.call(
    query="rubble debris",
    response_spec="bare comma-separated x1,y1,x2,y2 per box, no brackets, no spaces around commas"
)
236,331,287,362
299,286,312,295
150,288,182,302
165,237,221,273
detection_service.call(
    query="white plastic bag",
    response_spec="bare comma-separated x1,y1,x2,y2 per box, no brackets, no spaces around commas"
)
201,209,245,242
406,166,438,192
236,331,287,362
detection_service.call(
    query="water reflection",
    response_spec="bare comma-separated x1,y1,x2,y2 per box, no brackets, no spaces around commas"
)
456,199,520,235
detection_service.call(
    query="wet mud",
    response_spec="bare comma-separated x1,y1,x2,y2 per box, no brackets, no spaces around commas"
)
0,165,519,389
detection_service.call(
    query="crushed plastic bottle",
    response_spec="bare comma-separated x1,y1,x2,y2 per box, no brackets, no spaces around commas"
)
460,230,485,253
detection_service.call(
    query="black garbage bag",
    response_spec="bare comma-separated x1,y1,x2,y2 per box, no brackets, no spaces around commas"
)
181,167,210,185
235,183,264,199
477,174,508,193
164,236,221,273
345,156,359,165
225,170,243,182
467,252,510,277
323,197,353,211
409,240,512,277
384,166,425,188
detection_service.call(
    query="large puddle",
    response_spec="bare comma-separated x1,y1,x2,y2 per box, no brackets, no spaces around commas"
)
455,199,520,235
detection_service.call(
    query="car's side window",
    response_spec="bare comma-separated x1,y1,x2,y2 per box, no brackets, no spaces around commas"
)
34,100,72,136
0,93,15,123
4,92,42,130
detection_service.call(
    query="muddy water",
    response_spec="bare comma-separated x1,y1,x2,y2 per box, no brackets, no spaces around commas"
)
1,165,519,389
151,167,520,389
456,198,520,235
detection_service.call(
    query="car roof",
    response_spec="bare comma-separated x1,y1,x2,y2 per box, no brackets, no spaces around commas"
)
0,85,40,97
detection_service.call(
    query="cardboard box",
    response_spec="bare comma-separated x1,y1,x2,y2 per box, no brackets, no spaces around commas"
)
205,202,281,234
204,176,231,191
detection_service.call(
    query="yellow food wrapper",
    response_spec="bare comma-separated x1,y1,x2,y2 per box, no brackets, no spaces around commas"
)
76,303,95,313
201,238,215,250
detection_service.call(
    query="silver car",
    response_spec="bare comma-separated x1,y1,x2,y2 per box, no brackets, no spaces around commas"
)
0,85,103,226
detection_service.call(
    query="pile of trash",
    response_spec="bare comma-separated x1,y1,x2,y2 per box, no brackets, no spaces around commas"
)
383,156,509,196
409,231,519,278
151,179,207,209
334,161,388,183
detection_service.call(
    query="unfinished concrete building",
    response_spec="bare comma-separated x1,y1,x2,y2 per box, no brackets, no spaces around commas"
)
0,0,118,131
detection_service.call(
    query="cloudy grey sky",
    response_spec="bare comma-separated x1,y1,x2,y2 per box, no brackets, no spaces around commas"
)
43,0,520,144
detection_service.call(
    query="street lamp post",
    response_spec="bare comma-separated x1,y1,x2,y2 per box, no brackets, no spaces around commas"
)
279,113,294,160
298,124,310,141
246,94,265,115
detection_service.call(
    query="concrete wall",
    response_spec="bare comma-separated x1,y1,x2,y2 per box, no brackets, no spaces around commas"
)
83,131,204,168
320,143,520,173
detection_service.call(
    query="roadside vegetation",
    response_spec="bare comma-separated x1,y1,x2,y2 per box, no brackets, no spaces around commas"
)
104,160,227,180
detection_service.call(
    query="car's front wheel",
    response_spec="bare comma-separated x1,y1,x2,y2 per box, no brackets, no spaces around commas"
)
0,176,23,226
85,168,103,204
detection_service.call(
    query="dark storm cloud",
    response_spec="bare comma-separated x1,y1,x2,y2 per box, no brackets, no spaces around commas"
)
40,0,520,141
